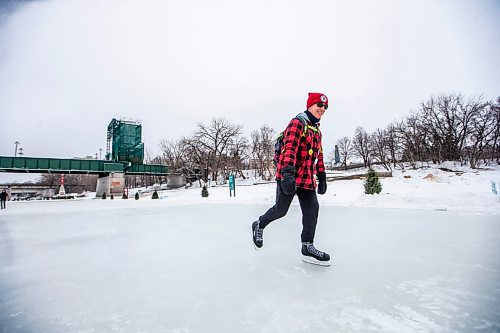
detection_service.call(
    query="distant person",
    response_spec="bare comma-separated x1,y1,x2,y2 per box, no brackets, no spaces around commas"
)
251,92,330,266
0,189,8,209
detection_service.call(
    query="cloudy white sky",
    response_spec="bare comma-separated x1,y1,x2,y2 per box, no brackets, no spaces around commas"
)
0,0,499,160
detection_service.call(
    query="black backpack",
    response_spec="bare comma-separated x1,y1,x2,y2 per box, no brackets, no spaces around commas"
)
273,114,309,166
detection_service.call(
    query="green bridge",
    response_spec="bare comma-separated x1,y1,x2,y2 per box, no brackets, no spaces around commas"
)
1,119,173,197
0,156,168,176
1,118,171,177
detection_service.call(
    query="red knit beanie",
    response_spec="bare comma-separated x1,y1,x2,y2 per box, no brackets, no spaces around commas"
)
306,92,328,109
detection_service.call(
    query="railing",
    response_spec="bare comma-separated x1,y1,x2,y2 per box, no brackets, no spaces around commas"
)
0,156,169,175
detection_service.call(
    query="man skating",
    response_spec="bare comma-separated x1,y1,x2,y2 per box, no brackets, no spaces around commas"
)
252,92,330,266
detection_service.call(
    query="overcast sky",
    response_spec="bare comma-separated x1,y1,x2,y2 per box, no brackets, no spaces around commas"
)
0,0,499,161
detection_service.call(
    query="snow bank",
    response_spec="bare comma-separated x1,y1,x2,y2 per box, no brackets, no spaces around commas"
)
105,165,500,215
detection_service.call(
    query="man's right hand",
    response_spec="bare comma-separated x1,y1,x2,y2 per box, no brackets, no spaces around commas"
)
281,166,296,196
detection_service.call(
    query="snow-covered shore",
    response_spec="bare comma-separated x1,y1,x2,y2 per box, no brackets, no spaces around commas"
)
122,164,500,215
3,164,500,214
5,164,499,215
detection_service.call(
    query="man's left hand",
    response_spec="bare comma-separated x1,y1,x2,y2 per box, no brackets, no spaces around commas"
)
317,172,327,195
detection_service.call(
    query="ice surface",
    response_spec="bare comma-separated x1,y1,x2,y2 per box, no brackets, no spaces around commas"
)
1,198,499,333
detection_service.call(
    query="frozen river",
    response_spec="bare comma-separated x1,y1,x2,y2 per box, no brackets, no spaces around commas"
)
1,199,499,332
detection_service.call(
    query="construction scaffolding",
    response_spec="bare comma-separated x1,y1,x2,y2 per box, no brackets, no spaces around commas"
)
106,118,144,164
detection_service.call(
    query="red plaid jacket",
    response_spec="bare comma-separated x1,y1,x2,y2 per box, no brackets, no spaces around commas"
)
276,114,325,189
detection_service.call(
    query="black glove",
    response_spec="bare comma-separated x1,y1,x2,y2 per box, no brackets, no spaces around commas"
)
317,172,327,195
281,166,296,196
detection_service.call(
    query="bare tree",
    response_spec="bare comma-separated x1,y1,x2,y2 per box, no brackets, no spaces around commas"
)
420,95,460,162
251,125,276,180
336,136,353,170
419,94,486,164
369,128,390,170
456,95,480,161
223,135,250,179
397,114,431,168
193,117,243,184
158,139,185,172
180,136,211,185
464,102,496,168
385,122,405,169
327,147,335,164
352,126,370,167
490,97,500,163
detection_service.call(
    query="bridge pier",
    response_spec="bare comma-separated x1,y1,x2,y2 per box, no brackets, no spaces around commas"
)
96,172,125,198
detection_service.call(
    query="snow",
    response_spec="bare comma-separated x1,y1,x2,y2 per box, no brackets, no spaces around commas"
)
1,166,499,332
127,164,500,215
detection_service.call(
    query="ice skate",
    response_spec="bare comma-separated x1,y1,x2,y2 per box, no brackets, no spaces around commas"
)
251,221,263,249
301,243,331,267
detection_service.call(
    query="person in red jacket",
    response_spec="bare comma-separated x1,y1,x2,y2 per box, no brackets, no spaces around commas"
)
252,92,330,266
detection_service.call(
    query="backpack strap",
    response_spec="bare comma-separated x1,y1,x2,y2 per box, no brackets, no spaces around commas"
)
295,113,322,158
294,113,309,137
295,113,321,137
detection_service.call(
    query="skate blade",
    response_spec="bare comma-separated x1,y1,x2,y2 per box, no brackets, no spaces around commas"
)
302,256,331,267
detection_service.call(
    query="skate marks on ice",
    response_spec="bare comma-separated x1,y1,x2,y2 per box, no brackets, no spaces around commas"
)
244,291,443,333
245,278,497,333
397,277,500,331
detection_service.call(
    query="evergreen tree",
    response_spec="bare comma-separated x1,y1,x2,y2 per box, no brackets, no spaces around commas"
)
135,192,140,200
201,185,209,197
364,168,382,194
152,190,159,199
102,192,106,199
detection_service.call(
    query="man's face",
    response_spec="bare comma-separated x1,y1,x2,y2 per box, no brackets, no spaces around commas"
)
308,102,327,120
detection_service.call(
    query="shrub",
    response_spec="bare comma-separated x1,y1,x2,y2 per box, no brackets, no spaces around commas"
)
201,185,209,197
364,168,382,194
152,190,159,199
102,192,106,199
135,192,140,200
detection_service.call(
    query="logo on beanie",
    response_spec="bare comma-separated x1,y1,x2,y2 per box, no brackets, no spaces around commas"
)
320,95,327,103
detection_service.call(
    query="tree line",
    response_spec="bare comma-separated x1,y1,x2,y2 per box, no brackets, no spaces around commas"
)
149,94,499,185
149,118,276,185
44,93,496,189
332,94,500,170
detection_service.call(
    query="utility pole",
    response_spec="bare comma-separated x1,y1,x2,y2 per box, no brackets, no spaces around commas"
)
99,148,103,160
14,141,20,157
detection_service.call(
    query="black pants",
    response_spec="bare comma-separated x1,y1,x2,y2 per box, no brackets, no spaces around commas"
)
0,200,5,209
259,180,319,243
